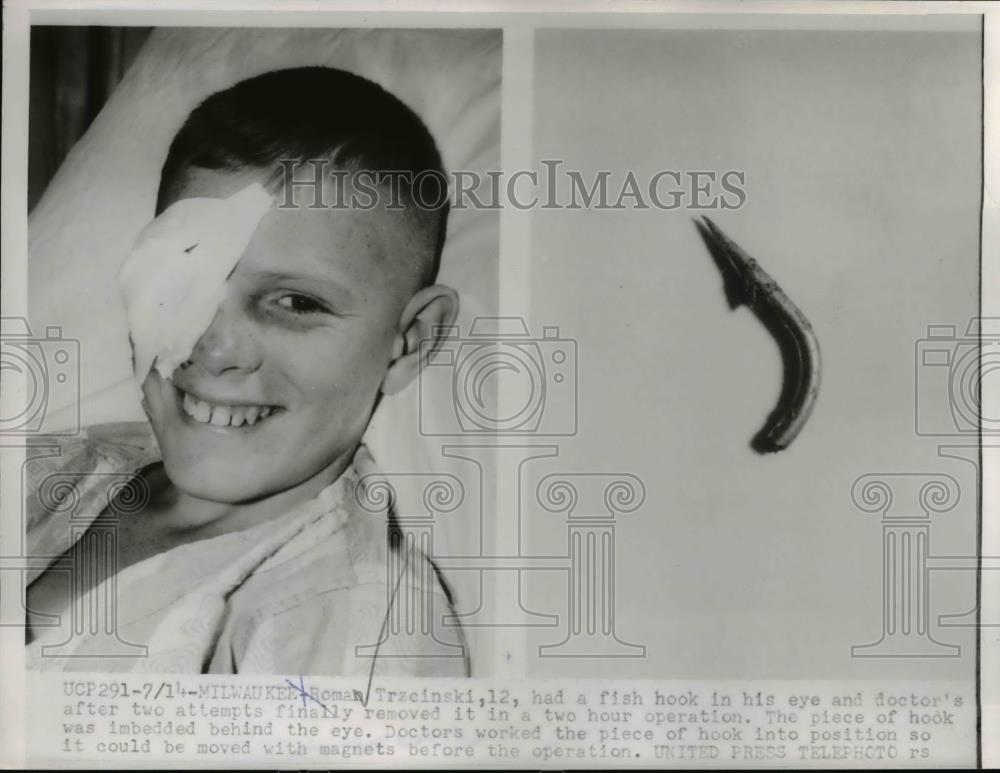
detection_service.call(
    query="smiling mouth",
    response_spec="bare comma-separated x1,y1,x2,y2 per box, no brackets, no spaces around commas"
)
178,388,282,428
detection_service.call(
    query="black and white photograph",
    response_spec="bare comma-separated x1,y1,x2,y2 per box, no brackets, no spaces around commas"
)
22,26,500,679
0,2,996,769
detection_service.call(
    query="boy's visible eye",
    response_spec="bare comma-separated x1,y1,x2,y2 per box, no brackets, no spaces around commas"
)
274,293,331,315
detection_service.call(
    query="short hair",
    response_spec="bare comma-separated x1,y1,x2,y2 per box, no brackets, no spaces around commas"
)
157,66,449,285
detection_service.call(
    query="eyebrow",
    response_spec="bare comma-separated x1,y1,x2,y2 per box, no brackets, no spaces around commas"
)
249,270,357,308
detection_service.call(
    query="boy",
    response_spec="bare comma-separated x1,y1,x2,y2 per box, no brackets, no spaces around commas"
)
25,67,469,676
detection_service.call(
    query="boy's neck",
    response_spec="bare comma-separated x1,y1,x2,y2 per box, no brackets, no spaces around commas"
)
147,447,357,538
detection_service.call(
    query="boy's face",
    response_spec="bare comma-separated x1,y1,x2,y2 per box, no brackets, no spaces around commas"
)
142,167,425,503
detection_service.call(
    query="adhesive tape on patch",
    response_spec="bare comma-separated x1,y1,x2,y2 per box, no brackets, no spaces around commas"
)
119,182,273,386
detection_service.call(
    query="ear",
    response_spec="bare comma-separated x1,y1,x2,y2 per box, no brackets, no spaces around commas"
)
381,284,459,396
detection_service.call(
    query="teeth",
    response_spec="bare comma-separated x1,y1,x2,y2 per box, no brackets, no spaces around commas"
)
179,390,275,427
192,399,211,424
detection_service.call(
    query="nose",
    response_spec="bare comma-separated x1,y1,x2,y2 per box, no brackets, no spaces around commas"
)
183,294,261,377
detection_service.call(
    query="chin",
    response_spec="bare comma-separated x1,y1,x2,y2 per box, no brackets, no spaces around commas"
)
160,455,275,504
143,374,358,504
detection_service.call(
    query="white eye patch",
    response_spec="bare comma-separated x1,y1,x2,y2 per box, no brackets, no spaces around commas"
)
118,182,274,387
